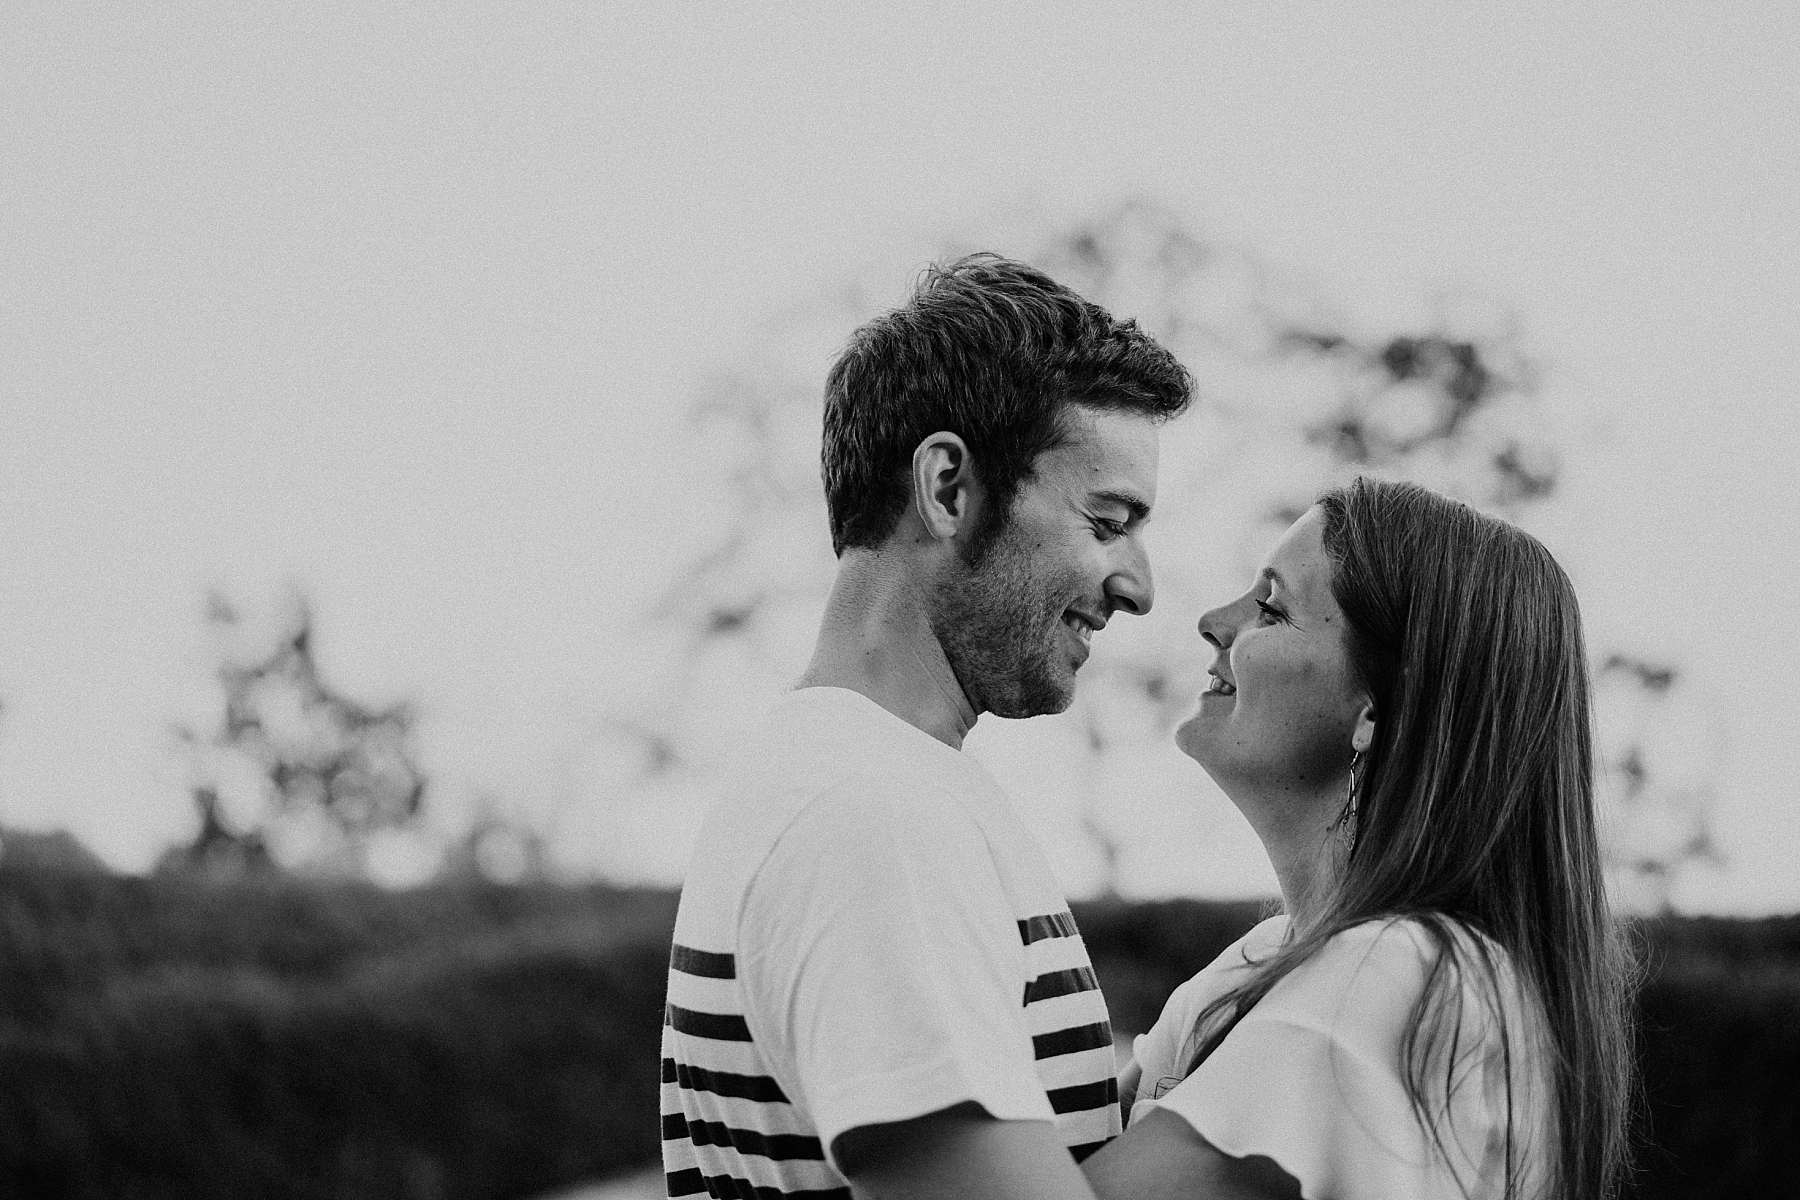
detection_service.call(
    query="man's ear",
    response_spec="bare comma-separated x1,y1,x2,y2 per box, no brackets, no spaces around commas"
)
912,432,981,542
1351,702,1376,755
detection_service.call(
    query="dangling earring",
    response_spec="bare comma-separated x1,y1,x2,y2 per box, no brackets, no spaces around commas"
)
1336,750,1363,849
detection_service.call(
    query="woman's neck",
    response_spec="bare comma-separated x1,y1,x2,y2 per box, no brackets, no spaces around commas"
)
1245,792,1347,935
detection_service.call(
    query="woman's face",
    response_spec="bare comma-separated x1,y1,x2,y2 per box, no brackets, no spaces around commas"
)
1175,507,1372,807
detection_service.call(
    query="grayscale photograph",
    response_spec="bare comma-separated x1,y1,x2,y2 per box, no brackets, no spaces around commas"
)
2,4,1795,1198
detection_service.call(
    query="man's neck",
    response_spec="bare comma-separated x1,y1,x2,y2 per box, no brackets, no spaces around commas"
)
796,550,977,750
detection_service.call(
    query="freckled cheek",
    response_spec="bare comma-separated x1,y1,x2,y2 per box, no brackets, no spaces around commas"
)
1237,649,1309,706
1237,660,1334,739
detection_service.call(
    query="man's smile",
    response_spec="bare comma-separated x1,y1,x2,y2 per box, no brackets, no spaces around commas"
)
1061,610,1106,645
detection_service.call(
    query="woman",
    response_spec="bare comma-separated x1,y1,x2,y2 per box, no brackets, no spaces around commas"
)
1084,478,1635,1200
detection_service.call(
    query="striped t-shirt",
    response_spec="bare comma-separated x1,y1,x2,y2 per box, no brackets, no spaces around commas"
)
661,686,1119,1197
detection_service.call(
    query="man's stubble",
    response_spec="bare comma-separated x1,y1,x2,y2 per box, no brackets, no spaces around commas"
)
928,522,1076,720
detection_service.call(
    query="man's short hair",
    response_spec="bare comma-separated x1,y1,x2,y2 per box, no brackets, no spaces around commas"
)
821,253,1193,557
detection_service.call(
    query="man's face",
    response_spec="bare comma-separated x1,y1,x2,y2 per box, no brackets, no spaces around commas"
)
931,407,1160,718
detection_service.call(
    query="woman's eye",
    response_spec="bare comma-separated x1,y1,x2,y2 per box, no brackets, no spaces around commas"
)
1254,599,1285,624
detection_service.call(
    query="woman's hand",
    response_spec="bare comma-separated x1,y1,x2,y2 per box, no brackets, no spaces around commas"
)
1117,1053,1143,1127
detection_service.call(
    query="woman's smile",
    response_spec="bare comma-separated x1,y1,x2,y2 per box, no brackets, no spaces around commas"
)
1176,507,1369,804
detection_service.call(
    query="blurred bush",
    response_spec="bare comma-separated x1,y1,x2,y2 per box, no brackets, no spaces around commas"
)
0,862,676,1199
1,860,1795,1198
1630,931,1800,1200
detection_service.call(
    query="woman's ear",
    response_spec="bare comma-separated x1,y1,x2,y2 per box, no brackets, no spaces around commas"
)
1351,702,1376,755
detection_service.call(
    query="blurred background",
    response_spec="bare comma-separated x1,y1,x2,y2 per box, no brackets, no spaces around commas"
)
3,3,1796,1197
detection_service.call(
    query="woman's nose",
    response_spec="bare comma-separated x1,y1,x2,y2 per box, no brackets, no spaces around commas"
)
1197,602,1232,650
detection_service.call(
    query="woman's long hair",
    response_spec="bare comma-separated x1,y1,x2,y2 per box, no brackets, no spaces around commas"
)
1179,478,1636,1200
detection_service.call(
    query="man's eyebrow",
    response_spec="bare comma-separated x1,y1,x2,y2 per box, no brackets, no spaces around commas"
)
1091,489,1150,522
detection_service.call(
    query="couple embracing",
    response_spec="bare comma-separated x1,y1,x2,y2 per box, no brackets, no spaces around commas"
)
660,256,1633,1200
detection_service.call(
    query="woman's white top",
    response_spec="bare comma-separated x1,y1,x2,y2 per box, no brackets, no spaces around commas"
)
1129,915,1550,1200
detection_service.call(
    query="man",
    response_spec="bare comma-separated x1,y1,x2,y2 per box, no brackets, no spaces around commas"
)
661,254,1191,1199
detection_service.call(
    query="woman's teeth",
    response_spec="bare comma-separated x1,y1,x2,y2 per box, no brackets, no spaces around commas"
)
1208,676,1236,696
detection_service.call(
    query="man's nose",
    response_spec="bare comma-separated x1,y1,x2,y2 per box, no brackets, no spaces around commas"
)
1106,542,1155,617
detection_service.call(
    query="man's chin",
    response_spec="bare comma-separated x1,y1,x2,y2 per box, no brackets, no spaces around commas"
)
987,676,1076,719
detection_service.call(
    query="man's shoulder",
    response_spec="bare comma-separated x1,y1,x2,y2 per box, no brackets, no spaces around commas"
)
678,693,960,891
715,688,1003,826
766,686,965,771
682,687,1065,925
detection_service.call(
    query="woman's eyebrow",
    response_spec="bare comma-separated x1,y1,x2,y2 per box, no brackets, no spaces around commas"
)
1259,566,1288,591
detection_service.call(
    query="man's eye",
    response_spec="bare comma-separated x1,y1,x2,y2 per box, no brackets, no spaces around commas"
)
1094,519,1128,541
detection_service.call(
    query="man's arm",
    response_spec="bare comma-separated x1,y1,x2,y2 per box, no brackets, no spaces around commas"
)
836,1102,1099,1200
1081,1108,1301,1200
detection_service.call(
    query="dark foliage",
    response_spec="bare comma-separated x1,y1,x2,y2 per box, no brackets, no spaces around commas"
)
0,939,671,1200
0,862,676,1028
1638,913,1800,964
0,864,678,1199
1630,956,1800,1200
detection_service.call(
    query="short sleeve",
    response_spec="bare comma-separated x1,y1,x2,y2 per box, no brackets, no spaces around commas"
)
1127,917,1291,1118
1128,980,1193,1110
739,781,1054,1162
1138,920,1517,1200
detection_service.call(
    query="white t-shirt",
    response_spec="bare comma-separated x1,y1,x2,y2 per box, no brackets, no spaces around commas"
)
660,687,1120,1198
1130,915,1550,1200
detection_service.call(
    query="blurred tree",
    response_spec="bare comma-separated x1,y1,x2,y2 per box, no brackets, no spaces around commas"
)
164,590,426,878
0,826,109,875
1595,654,1726,914
637,199,1704,901
437,800,552,885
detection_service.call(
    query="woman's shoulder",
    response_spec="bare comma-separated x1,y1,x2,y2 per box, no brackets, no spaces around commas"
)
1301,913,1516,978
1160,913,1459,1024
1260,915,1530,1050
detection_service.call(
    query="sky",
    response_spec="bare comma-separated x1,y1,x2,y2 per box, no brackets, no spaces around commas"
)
3,2,1797,912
